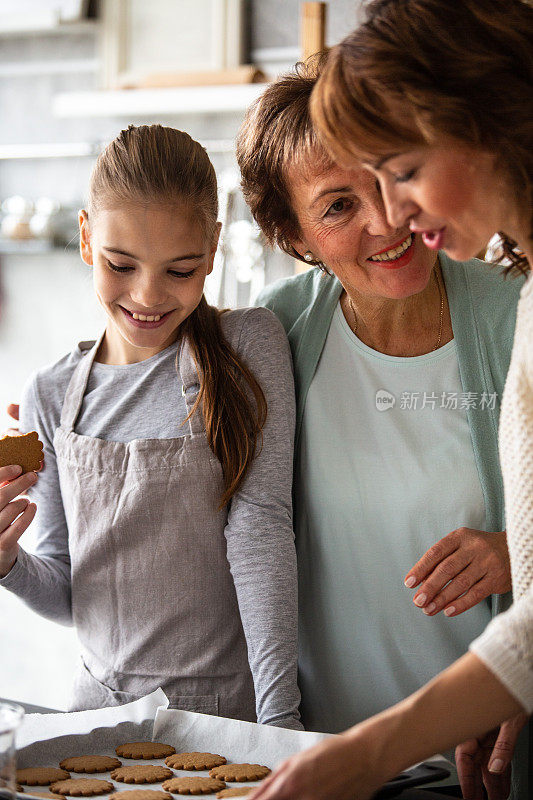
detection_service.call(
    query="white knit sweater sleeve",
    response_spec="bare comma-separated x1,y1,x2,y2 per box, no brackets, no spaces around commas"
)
470,275,533,714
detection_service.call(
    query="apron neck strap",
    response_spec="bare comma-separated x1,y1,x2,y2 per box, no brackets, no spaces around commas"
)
60,333,106,432
60,332,206,437
178,335,205,436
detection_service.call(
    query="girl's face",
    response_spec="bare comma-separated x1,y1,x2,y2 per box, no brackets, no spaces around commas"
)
366,142,508,262
288,160,437,302
80,200,220,364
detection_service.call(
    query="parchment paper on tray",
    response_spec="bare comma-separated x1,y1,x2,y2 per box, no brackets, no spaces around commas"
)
16,688,169,767
153,706,330,767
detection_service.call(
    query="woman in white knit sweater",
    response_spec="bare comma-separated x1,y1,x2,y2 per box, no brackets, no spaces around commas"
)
250,1,533,799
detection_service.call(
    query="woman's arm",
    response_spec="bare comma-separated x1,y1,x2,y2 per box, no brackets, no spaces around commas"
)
250,652,525,800
0,376,72,625
222,307,301,729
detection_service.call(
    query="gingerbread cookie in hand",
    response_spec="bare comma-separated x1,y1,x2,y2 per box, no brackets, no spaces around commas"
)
0,432,43,474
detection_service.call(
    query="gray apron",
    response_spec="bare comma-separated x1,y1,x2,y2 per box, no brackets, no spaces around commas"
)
54,333,256,720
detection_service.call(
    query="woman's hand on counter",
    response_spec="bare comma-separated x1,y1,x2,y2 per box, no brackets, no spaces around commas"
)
404,528,511,616
455,712,528,800
0,465,37,578
247,729,384,800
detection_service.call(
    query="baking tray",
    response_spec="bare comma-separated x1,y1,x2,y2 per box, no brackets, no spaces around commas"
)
14,694,451,799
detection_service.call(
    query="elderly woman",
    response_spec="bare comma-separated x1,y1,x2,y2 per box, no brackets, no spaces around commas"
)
236,53,528,799
244,1,533,799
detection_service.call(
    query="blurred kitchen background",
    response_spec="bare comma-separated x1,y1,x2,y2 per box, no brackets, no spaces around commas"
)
0,0,365,709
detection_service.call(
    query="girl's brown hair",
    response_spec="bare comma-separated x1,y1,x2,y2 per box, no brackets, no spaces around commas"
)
88,124,266,506
311,0,533,273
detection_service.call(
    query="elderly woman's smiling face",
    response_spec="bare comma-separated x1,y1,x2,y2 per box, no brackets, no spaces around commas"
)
287,158,437,301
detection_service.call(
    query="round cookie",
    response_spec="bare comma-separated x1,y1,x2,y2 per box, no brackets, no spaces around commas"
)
209,765,270,783
164,753,226,771
49,778,114,796
115,744,175,760
17,768,71,786
59,757,122,774
216,790,252,798
111,766,173,785
113,792,172,800
161,777,226,795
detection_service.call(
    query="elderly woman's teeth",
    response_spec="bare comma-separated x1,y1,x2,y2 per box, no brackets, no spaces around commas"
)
132,312,162,321
369,234,412,262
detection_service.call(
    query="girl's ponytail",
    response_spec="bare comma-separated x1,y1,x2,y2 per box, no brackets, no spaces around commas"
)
183,297,267,508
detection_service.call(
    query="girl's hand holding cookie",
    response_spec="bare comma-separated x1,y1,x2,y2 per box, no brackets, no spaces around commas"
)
0,465,37,578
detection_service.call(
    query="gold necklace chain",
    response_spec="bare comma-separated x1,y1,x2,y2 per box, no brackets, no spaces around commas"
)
348,265,445,352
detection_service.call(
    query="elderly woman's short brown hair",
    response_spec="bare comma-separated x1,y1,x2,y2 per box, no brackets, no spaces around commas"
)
236,53,331,265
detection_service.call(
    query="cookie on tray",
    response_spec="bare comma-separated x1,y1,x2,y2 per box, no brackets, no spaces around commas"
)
110,766,173,785
49,778,114,796
59,757,121,774
164,753,226,771
112,792,172,800
17,768,70,786
216,789,253,798
161,777,226,795
115,743,175,760
209,765,270,783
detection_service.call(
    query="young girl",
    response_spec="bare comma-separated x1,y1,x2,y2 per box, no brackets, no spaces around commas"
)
0,124,301,727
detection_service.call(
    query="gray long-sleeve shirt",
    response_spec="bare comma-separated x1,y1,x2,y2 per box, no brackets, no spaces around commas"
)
1,307,301,728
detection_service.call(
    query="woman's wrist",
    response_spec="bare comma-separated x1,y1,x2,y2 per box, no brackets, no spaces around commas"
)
342,696,421,786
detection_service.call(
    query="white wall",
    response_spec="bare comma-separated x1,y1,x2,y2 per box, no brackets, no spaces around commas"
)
0,250,105,709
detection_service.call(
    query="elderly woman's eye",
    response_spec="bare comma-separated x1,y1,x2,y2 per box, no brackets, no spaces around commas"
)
326,198,350,216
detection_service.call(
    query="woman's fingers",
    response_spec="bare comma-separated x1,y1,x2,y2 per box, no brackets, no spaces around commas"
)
488,713,528,775
439,577,493,616
408,529,511,614
419,566,490,616
456,738,484,800
412,549,472,608
0,501,36,550
0,464,23,486
7,403,19,421
456,715,526,800
404,533,459,587
0,470,37,502
0,497,31,530
249,760,301,800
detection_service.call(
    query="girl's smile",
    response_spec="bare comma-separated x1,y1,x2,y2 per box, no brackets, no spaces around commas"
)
79,201,220,364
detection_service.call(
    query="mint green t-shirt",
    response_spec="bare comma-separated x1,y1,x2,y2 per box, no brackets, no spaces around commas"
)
297,303,492,735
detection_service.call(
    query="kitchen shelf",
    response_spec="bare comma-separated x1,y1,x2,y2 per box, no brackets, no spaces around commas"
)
53,83,267,118
0,18,97,37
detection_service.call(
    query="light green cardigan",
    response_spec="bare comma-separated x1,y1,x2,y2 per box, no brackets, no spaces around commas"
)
257,252,530,799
